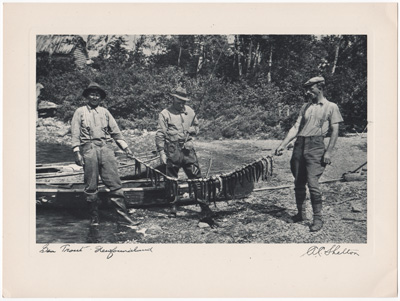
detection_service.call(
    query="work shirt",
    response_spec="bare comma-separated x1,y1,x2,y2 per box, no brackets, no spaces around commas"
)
71,105,127,151
155,105,199,152
295,98,343,137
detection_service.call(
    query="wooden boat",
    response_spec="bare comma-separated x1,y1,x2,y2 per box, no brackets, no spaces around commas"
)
36,155,273,209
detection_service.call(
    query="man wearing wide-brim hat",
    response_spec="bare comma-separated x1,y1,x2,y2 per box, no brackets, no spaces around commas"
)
155,87,215,225
71,82,139,227
274,76,344,232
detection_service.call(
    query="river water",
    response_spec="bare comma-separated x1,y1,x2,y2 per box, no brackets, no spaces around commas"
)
36,142,75,164
36,142,143,244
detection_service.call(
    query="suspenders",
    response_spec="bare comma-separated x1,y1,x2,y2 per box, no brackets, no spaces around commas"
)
83,106,92,140
82,106,110,141
165,110,188,142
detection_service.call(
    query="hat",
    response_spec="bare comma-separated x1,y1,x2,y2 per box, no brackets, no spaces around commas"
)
303,76,325,87
170,87,190,101
82,82,107,99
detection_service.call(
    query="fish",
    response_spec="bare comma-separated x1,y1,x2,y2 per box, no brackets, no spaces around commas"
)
211,176,217,206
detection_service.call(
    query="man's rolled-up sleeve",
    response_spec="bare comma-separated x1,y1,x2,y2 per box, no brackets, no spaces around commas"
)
155,112,167,152
330,104,344,125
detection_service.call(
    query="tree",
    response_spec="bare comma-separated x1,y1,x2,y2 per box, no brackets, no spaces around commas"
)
36,34,367,135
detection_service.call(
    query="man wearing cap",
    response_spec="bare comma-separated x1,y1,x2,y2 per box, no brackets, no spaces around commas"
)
71,82,138,227
274,76,343,232
155,87,214,223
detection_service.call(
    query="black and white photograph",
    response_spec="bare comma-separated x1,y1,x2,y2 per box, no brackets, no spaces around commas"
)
35,34,368,244
4,3,397,298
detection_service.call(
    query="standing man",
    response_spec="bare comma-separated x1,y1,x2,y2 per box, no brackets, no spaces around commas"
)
274,77,343,232
71,82,138,227
155,87,214,223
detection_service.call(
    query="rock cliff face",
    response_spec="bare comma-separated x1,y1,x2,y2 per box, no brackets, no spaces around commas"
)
36,118,71,145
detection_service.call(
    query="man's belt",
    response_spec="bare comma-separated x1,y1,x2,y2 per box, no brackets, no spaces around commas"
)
82,139,113,147
165,139,193,150
166,138,192,144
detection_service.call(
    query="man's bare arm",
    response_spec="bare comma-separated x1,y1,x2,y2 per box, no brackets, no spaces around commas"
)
323,123,339,164
274,124,300,156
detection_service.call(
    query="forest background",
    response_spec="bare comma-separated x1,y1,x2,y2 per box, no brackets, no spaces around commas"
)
36,34,367,139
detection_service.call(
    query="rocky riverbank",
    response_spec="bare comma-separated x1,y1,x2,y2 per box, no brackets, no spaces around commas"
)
36,117,157,153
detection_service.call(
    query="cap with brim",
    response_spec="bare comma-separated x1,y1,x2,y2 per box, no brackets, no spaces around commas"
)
82,82,107,99
303,76,325,87
170,87,190,101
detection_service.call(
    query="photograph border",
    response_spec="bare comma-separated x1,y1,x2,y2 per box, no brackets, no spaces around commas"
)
3,3,397,298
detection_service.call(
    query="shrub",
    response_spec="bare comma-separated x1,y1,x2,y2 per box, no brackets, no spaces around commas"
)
221,126,237,139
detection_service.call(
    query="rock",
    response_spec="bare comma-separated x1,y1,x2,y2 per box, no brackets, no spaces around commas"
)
351,205,362,213
42,118,57,127
343,173,365,182
198,222,210,228
136,228,148,236
145,225,163,235
57,128,70,137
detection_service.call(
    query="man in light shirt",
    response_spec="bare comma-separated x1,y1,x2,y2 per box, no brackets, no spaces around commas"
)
155,87,215,225
71,82,138,227
275,76,344,232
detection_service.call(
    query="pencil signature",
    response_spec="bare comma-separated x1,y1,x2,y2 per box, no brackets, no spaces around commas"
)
302,245,360,257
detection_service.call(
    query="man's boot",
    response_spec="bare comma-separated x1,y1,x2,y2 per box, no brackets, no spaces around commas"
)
290,190,307,223
168,196,179,218
310,201,323,232
87,194,100,226
110,197,140,226
87,225,100,243
199,201,218,227
89,201,100,226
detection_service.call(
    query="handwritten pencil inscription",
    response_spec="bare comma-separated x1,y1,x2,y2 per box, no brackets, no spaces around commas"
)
302,245,360,257
38,244,153,259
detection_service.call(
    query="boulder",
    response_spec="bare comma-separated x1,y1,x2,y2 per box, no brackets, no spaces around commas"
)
57,128,70,137
198,222,210,229
42,118,58,127
351,203,362,213
145,225,163,235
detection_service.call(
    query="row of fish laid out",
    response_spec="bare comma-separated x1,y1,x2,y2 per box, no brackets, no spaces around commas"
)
160,155,274,204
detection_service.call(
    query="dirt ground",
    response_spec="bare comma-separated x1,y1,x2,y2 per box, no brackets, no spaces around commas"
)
115,134,367,244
